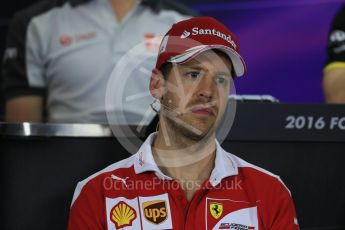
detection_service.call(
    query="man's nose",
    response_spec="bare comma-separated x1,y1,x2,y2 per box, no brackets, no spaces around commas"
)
197,76,214,99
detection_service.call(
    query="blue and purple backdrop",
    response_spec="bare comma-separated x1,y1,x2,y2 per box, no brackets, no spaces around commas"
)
185,0,344,103
1,0,344,104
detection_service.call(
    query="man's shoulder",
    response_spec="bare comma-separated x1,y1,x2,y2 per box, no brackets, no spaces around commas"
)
229,153,290,193
13,1,63,22
333,4,345,23
231,154,279,178
80,155,136,186
70,155,137,205
7,1,72,37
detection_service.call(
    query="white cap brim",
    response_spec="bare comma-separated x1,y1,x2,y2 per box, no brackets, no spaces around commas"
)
167,45,246,77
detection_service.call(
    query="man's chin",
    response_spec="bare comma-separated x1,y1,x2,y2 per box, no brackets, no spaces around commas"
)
165,115,216,141
179,123,215,142
182,130,206,142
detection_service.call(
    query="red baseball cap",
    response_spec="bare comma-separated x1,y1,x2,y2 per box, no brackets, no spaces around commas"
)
155,16,246,77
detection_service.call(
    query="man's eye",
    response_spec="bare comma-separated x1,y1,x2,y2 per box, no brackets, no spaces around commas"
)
186,71,201,80
215,76,228,85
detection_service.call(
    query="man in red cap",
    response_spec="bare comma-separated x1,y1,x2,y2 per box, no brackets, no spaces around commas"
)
68,16,299,229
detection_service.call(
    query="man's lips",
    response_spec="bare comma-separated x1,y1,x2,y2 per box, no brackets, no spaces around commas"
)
190,106,215,116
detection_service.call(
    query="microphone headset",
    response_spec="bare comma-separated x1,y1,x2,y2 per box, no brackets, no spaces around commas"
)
150,99,182,116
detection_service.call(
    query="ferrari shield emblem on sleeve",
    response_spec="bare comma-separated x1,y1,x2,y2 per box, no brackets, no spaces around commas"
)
210,202,223,219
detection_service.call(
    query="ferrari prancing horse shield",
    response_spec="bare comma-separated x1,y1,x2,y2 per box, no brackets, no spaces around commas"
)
210,202,223,219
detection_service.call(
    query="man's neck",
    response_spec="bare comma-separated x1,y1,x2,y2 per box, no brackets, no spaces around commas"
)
152,119,217,199
109,0,138,23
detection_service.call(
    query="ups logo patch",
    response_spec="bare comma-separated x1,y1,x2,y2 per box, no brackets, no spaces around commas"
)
143,200,168,224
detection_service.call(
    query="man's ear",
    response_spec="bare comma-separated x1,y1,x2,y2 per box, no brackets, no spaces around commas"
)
150,68,165,100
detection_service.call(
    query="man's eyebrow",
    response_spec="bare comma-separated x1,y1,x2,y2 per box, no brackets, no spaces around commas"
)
181,67,204,72
215,72,232,78
179,62,232,76
179,65,232,77
179,63,204,69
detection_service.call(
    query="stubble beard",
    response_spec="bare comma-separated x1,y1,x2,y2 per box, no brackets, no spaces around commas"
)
164,111,216,143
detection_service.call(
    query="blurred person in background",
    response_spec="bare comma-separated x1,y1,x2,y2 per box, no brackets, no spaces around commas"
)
323,4,345,103
2,0,196,123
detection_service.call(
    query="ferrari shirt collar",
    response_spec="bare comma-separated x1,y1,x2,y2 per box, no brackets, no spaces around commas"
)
134,133,238,186
210,140,239,186
134,133,172,180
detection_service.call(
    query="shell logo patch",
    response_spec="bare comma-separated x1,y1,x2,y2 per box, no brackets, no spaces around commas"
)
210,202,223,219
143,200,168,224
110,201,137,228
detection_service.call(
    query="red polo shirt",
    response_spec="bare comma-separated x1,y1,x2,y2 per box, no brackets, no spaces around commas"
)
68,133,299,230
